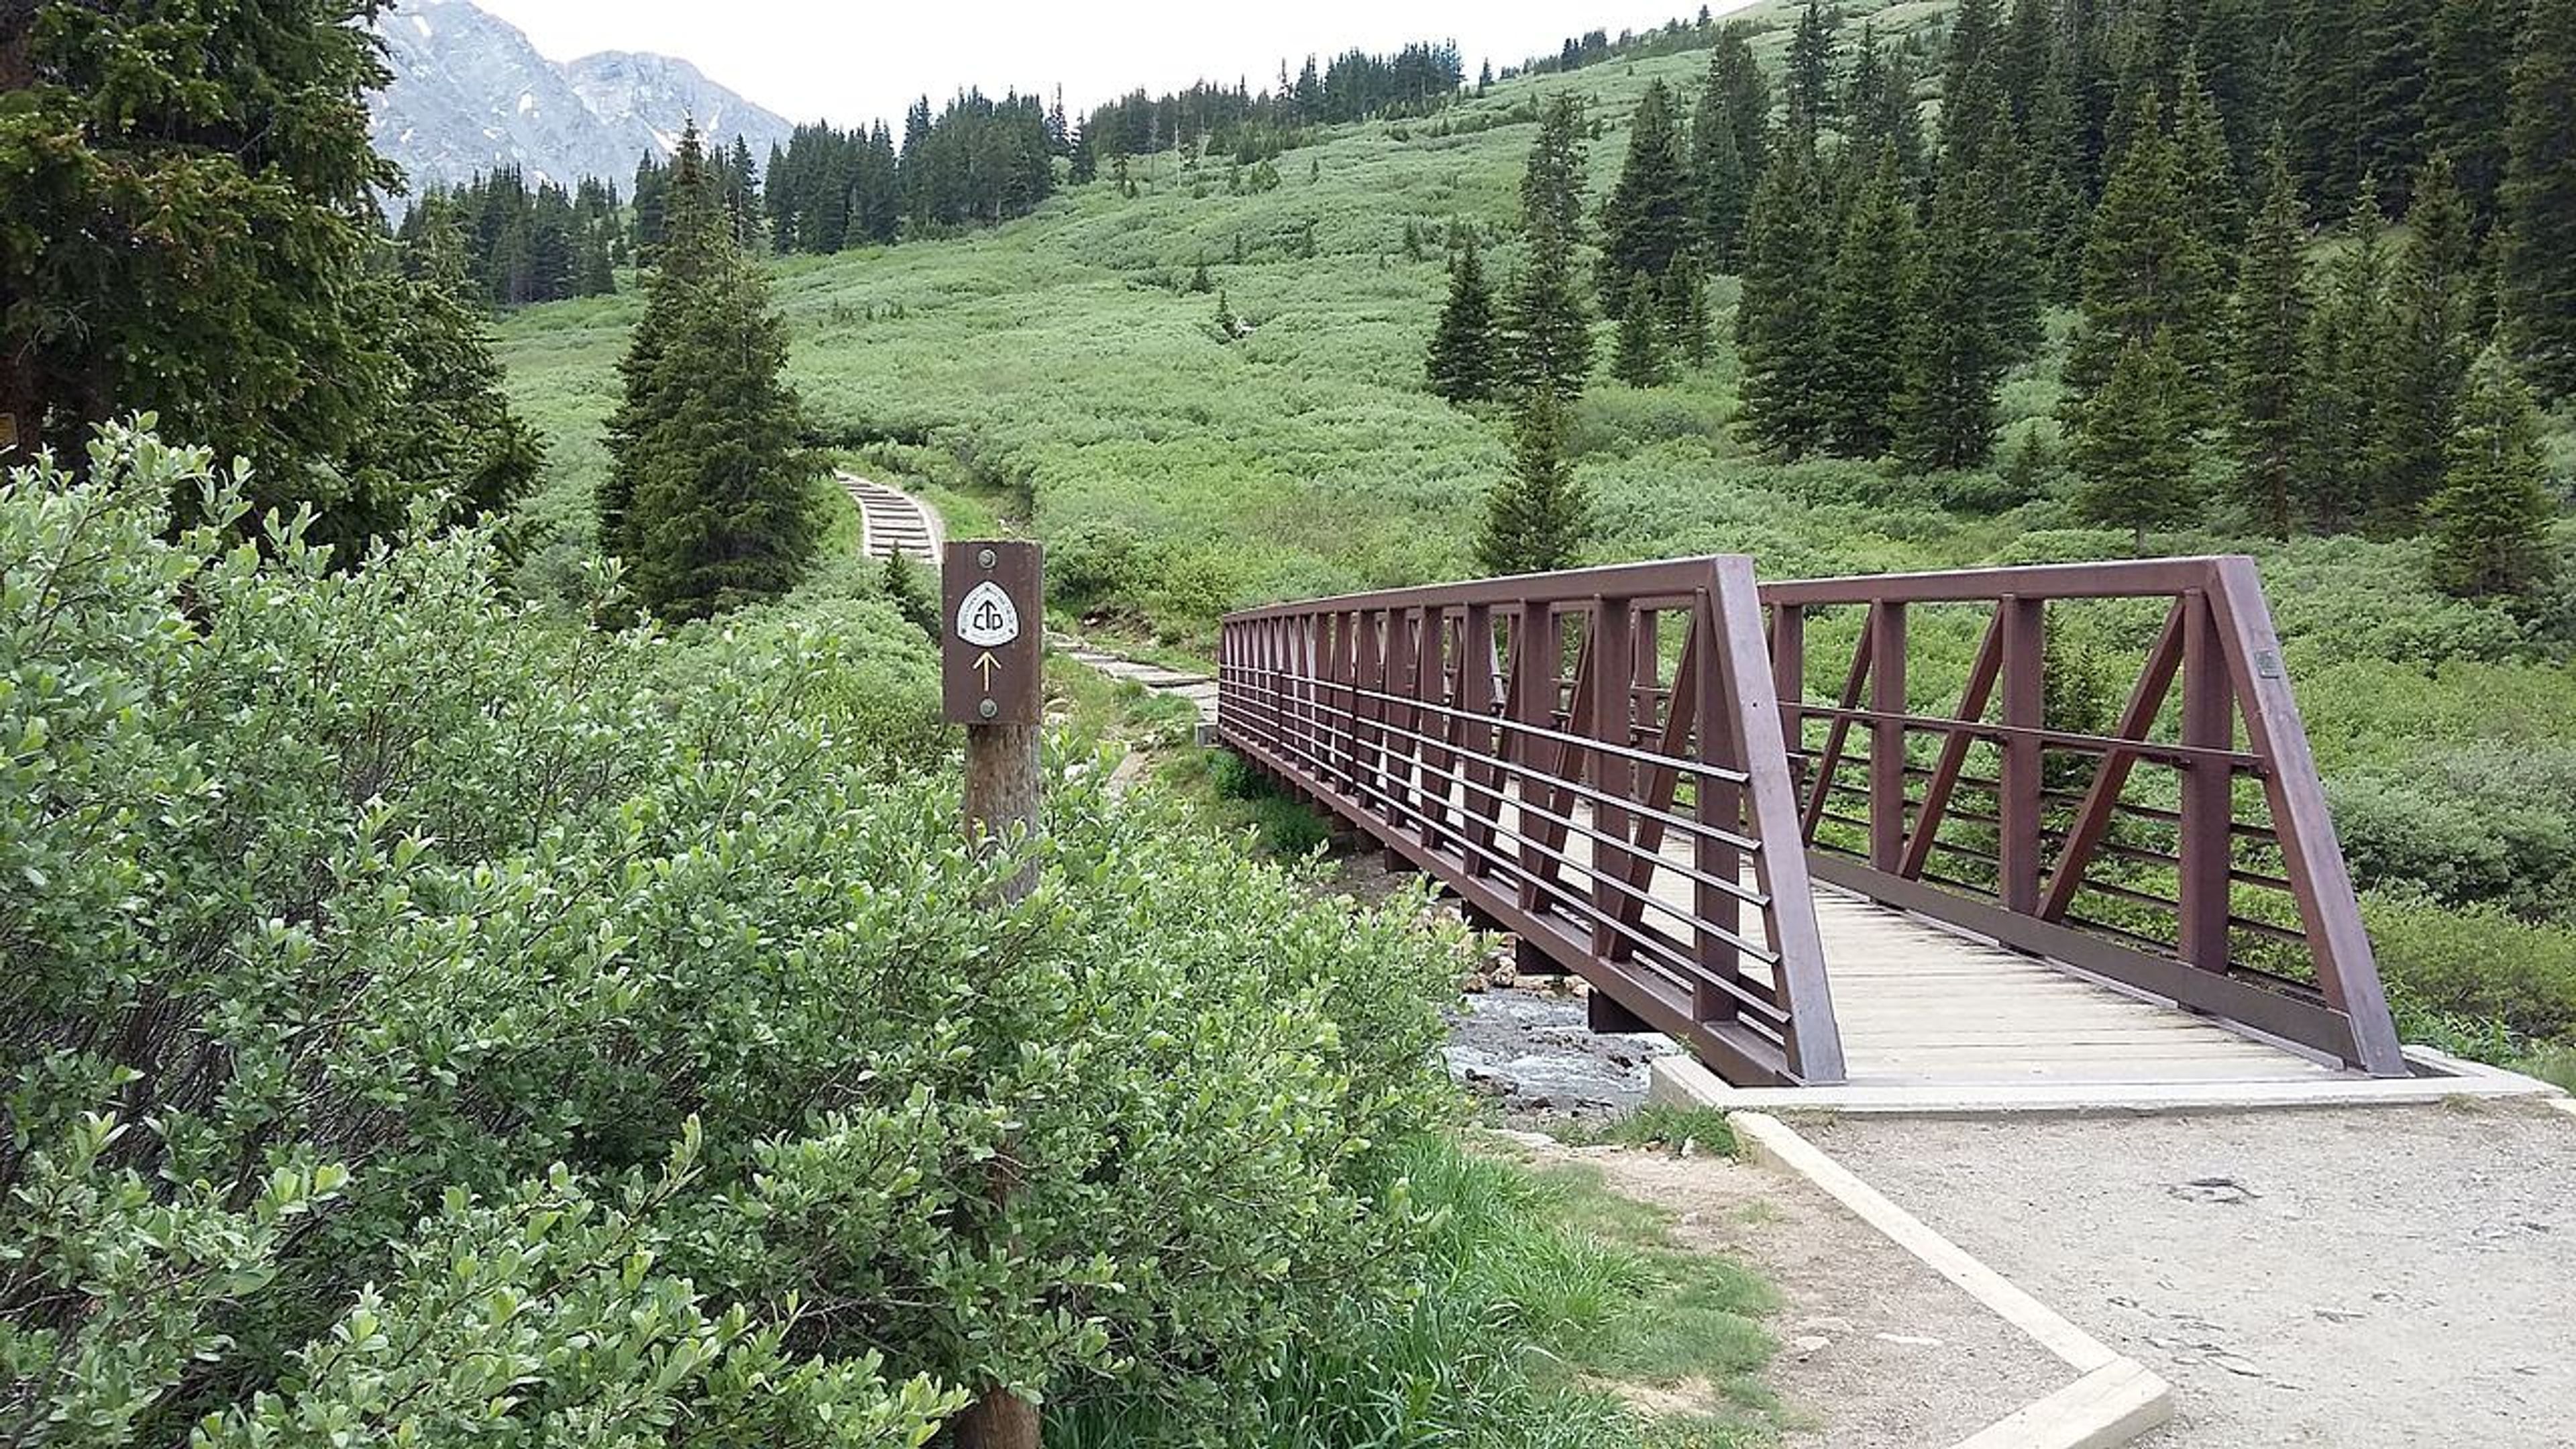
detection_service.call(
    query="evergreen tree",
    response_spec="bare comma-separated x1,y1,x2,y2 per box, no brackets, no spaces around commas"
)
1476,390,1589,576
1612,286,1670,387
1501,96,1595,400
1943,0,2002,113
603,124,820,621
2063,92,2222,413
725,136,763,250
621,246,818,621
2368,157,2478,527
2172,55,2244,264
1968,95,2045,362
1821,151,1916,458
0,0,392,500
1735,137,1834,458
1893,138,2015,474
2360,0,2440,213
1521,93,1589,256
2500,0,2576,399
2430,345,2561,598
1501,246,1594,401
1786,0,1838,133
1426,237,1499,403
1690,74,1755,269
1659,260,1711,368
2292,185,2389,532
1597,81,1696,317
2074,338,2200,549
2288,0,2365,213
2225,138,2312,539
1708,25,1772,178
2424,0,2522,225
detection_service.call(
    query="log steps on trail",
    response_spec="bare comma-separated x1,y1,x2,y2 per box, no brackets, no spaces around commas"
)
841,472,941,563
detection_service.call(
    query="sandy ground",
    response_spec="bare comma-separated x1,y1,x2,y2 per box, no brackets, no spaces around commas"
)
1506,1136,2074,1448
1802,1103,2576,1448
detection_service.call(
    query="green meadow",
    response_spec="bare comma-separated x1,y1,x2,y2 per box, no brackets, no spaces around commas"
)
496,0,2576,1071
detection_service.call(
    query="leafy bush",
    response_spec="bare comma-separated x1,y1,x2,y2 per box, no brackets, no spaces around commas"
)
2328,743,2576,922
2365,893,2576,1045
1,426,1473,1443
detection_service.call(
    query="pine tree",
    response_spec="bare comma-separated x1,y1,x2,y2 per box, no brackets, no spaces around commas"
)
2063,92,2222,413
1501,96,1595,400
1659,260,1712,368
2288,0,2365,215
2074,338,2201,550
2424,0,2522,225
1690,83,1754,270
2173,55,2244,266
2292,184,2389,533
2360,0,2439,213
0,0,392,502
2225,137,2312,539
1943,0,2002,114
2500,0,2576,400
1735,137,1834,459
1821,151,1917,459
1427,236,1499,403
2430,345,2561,598
1597,81,1696,317
2367,157,2477,527
1476,390,1589,576
1893,139,2014,474
1612,286,1670,387
603,125,820,621
1521,93,1589,256
1709,25,1772,178
1787,0,1838,133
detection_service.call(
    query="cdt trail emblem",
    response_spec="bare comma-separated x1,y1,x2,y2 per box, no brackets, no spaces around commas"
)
941,540,1042,725
955,580,1020,647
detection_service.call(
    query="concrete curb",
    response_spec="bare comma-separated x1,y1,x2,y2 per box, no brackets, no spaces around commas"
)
1725,1110,2173,1449
1650,1045,2567,1120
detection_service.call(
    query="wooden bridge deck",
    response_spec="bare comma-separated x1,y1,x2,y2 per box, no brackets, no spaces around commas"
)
1535,796,2343,1088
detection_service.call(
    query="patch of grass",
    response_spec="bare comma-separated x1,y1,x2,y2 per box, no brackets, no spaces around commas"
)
1052,1136,1782,1448
2517,1042,2576,1093
1555,1104,1743,1159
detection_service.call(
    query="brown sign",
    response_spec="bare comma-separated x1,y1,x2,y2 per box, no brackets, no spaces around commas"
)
941,539,1043,725
0,413,17,456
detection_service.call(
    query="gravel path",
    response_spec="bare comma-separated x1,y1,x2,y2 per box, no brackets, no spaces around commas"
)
1802,1103,2576,1447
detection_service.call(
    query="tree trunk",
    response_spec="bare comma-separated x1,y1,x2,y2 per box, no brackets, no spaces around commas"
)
953,1387,1040,1449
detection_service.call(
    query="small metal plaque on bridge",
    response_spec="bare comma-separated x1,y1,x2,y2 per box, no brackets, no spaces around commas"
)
942,540,1043,725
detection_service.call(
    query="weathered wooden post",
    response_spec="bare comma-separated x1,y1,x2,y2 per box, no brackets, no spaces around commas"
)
941,538,1044,1449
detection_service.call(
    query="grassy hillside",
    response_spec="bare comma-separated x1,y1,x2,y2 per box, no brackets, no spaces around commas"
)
496,0,2576,1077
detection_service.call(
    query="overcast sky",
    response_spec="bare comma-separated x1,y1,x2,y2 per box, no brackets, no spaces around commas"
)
472,0,1761,131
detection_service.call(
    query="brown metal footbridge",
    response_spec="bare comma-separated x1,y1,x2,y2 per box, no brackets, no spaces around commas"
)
1216,555,2414,1091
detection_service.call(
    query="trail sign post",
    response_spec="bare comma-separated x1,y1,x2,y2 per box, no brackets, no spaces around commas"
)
943,538,1046,1449
943,540,1042,726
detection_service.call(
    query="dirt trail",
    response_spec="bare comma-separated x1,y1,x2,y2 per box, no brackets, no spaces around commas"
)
1801,1103,2576,1448
1501,1136,2074,1448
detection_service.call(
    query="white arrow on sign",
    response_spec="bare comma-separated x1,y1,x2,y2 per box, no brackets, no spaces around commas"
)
955,580,1020,648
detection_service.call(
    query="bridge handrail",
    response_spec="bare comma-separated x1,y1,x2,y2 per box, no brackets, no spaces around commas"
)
1218,555,1848,1086
1759,554,2406,1076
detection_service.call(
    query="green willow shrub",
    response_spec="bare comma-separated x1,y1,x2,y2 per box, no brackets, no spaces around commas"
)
1,424,1468,1444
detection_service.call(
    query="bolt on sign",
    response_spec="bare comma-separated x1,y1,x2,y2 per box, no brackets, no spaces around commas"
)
942,540,1044,725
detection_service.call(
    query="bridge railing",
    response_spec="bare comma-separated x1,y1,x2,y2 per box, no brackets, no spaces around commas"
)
1218,557,1847,1086
1760,557,2406,1076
